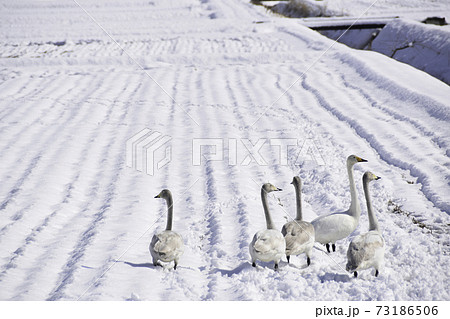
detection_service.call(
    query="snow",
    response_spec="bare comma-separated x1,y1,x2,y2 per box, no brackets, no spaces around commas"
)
289,0,450,20
0,0,449,303
272,1,450,83
371,18,450,84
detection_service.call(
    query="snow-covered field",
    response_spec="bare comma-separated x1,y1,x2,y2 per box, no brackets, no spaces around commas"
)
0,0,449,302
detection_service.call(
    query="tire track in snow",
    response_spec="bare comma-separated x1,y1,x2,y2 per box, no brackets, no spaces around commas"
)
0,74,58,122
0,74,109,248
0,79,116,296
0,72,138,299
162,66,210,300
0,71,89,134
0,73,102,215
80,66,202,301
25,96,142,300
192,67,226,300
202,65,260,300
339,72,448,151
222,65,256,262
300,66,450,214
0,71,114,239
206,65,286,300
44,73,139,301
138,66,206,301
336,52,450,123
77,68,182,300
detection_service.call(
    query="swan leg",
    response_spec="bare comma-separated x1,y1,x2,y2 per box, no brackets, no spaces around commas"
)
332,243,336,252
326,243,330,253
307,256,311,266
375,269,379,277
286,255,290,263
274,263,279,270
174,260,178,270
354,271,358,278
252,262,256,267
152,258,158,267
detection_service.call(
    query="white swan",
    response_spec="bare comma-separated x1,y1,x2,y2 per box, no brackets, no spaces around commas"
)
150,189,184,270
346,171,384,277
311,154,367,253
249,183,286,270
281,176,315,266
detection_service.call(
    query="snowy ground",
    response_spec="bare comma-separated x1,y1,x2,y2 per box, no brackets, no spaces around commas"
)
0,0,449,301
271,0,450,21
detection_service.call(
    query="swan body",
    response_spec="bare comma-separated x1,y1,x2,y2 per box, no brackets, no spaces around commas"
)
312,214,358,247
311,155,367,252
281,176,315,266
346,172,384,277
150,189,184,269
249,183,286,270
250,229,286,265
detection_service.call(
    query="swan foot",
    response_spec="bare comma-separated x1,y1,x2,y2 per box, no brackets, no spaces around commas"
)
326,243,330,253
307,257,311,266
354,271,358,278
286,255,290,263
332,244,336,252
252,262,256,267
375,269,379,277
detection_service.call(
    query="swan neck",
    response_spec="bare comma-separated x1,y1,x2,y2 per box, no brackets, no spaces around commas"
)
347,161,360,217
261,188,275,230
364,179,379,231
165,194,174,231
294,182,303,221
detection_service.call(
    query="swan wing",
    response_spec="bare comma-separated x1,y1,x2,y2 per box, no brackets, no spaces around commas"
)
283,221,315,255
312,213,357,244
346,231,384,271
150,231,184,262
250,229,286,262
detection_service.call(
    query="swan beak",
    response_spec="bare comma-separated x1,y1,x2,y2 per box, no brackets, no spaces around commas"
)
376,176,381,180
356,156,368,162
154,194,161,198
276,187,282,191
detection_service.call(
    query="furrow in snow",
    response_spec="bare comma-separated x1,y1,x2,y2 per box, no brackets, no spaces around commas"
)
0,71,122,299
300,64,449,214
42,72,139,300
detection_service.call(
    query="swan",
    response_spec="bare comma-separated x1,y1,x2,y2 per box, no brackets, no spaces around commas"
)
150,189,184,270
281,176,315,266
346,171,384,277
249,183,286,270
311,154,367,253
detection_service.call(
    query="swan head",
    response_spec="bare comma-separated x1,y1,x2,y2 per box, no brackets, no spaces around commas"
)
363,171,381,183
347,154,368,165
262,183,282,193
155,189,172,199
290,176,301,187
